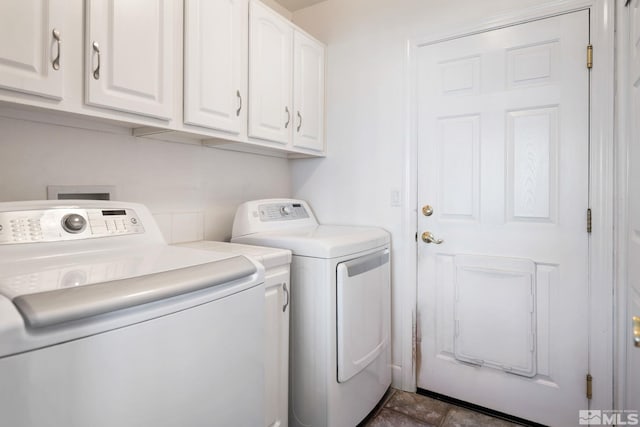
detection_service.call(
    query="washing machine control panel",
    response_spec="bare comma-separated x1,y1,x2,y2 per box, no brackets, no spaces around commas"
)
259,202,310,222
0,207,145,244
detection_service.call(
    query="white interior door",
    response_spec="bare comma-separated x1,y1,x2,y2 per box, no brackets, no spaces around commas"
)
416,11,590,426
625,0,640,412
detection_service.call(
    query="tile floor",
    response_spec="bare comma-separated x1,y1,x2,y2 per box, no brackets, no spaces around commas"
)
361,389,526,427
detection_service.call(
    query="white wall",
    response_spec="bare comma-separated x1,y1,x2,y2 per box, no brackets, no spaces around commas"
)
290,0,565,388
0,116,291,243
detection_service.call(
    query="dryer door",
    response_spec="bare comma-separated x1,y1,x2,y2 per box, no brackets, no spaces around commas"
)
336,248,390,383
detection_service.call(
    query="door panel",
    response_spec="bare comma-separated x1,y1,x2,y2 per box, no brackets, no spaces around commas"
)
86,0,173,120
336,249,390,383
0,0,64,99
293,31,325,152
626,0,640,412
264,274,289,427
248,0,292,145
184,0,247,134
416,11,589,426
453,255,536,377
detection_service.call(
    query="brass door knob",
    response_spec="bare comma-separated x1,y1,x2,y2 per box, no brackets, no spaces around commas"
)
422,205,434,216
422,231,443,244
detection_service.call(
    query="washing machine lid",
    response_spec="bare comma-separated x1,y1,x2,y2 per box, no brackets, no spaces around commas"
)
0,245,260,328
231,225,390,259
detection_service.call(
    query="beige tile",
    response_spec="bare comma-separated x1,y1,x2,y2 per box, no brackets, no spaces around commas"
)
384,391,451,426
365,409,436,427
441,407,523,427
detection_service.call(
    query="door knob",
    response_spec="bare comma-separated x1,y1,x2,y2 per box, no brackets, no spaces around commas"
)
422,205,434,216
422,231,443,244
634,316,640,348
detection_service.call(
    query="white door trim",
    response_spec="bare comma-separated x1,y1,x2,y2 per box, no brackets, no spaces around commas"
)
614,0,632,412
401,0,615,414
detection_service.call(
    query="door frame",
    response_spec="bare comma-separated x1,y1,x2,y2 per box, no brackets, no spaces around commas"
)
614,0,633,412
400,0,615,414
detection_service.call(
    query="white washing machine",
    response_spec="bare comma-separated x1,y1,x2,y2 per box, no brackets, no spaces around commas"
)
231,199,391,427
0,200,265,427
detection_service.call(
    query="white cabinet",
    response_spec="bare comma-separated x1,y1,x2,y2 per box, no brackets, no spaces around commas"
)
292,31,325,152
264,270,290,427
0,0,325,157
184,0,247,135
176,241,291,427
0,0,65,100
248,0,325,153
248,0,293,145
85,0,174,120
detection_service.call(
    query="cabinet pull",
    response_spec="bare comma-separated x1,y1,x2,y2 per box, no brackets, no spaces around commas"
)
282,283,289,313
284,106,291,129
236,90,242,116
92,42,101,80
52,29,61,70
296,111,302,133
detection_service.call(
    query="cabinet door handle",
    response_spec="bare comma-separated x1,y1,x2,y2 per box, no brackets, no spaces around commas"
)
282,283,289,313
92,42,101,80
52,29,61,70
297,111,302,133
285,106,291,129
236,90,242,116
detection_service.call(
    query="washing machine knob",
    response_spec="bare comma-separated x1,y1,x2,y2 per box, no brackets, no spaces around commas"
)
280,206,292,216
62,214,87,234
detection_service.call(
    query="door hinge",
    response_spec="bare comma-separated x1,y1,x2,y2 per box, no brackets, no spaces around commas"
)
587,44,593,69
586,374,593,400
587,208,592,233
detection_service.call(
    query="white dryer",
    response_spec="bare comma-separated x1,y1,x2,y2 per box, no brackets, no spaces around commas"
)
0,200,265,427
232,199,391,427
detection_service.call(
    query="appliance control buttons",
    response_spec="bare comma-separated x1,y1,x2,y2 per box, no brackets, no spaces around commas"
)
62,214,87,234
0,208,144,244
259,203,310,221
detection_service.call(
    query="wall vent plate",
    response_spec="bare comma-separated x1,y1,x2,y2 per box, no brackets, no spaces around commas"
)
47,185,117,201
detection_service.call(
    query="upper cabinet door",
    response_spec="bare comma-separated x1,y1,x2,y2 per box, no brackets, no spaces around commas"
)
248,0,292,145
184,0,247,135
0,0,65,100
293,31,325,152
86,0,173,120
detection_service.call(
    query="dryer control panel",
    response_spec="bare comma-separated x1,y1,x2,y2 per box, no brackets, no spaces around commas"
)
258,202,310,222
0,207,145,245
232,199,319,238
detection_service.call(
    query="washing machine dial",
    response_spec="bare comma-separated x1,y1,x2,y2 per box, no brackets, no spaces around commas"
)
280,205,292,216
62,214,87,234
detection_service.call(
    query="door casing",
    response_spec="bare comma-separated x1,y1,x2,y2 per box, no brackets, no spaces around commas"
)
400,0,615,414
614,0,639,413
